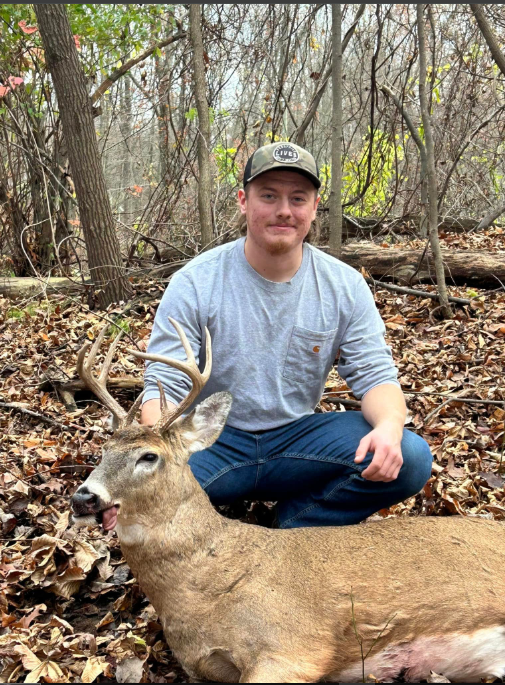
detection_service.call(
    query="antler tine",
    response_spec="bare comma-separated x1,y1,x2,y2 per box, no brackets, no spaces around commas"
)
76,323,127,424
121,389,146,428
125,317,212,433
98,326,124,383
157,379,169,415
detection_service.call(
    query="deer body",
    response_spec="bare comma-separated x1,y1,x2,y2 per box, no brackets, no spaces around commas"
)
71,321,505,683
78,430,505,683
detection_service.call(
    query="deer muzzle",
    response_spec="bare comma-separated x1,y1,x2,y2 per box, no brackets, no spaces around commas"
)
71,485,119,530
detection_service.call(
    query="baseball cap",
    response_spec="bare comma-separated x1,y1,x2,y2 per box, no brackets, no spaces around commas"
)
243,142,321,189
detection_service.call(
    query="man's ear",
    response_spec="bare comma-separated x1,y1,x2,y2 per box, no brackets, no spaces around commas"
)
237,188,247,215
175,392,233,457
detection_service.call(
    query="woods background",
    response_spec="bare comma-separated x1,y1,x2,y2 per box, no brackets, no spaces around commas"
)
1,4,505,305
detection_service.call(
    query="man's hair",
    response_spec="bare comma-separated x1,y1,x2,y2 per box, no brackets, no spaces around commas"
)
237,184,319,243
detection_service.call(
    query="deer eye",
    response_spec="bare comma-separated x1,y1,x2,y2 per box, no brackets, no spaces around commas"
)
138,452,158,463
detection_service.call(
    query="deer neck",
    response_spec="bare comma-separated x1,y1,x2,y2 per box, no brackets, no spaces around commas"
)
116,462,227,557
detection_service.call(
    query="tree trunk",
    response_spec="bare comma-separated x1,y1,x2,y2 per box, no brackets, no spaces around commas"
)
475,201,505,231
417,4,452,318
121,75,133,221
189,3,214,250
470,4,505,78
34,3,132,308
329,3,343,256
294,4,366,147
380,84,430,238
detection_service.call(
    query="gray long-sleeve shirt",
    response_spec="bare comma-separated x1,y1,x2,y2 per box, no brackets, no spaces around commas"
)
143,236,400,431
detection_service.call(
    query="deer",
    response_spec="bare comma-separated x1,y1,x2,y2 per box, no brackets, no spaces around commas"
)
71,319,505,684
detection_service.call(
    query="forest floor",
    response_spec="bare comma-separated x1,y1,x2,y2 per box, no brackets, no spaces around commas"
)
1,228,505,683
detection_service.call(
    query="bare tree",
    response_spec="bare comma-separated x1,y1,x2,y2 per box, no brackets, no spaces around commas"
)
470,4,505,78
329,3,343,255
294,4,366,147
417,4,452,318
34,3,132,308
469,4,505,228
189,3,214,249
380,85,429,237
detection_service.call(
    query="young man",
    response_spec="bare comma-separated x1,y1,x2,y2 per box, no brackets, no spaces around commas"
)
141,142,433,528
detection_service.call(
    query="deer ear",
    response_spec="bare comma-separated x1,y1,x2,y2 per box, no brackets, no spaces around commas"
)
176,392,232,457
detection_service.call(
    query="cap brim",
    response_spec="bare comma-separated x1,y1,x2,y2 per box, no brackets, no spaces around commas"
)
245,166,321,189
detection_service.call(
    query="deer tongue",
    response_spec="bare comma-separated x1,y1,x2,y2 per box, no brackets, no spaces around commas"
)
102,506,118,531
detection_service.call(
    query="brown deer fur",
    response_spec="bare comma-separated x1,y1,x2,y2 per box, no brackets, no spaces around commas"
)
72,398,505,683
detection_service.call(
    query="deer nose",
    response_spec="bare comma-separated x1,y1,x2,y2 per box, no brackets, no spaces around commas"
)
71,487,101,515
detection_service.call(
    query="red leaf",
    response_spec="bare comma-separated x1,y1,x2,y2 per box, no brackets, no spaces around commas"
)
74,35,81,50
18,20,38,34
8,76,24,88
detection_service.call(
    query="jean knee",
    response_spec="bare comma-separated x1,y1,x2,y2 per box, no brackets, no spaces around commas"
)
398,432,433,495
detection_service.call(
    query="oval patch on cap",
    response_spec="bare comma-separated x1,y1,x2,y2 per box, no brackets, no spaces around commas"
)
273,143,300,163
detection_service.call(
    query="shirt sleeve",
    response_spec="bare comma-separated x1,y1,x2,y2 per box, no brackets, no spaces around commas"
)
337,276,400,400
142,270,203,406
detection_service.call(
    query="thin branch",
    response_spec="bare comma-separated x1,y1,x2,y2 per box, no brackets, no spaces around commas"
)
90,31,187,105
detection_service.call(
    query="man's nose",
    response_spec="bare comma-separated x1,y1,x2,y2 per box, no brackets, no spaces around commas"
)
276,198,292,217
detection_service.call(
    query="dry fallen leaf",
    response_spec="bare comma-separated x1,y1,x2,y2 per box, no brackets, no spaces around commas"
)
81,655,107,683
116,655,146,683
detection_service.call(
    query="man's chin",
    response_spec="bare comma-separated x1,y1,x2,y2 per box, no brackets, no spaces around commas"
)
266,239,292,255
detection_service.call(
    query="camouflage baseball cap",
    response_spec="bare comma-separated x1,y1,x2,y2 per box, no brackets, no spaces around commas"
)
243,142,321,189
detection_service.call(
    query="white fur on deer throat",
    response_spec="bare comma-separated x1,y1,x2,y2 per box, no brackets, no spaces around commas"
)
116,521,146,545
335,625,505,683
72,514,98,528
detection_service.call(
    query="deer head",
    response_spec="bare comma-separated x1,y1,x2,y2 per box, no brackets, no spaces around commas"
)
70,318,232,533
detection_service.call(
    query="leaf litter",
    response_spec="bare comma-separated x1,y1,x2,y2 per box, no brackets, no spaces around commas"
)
1,249,505,682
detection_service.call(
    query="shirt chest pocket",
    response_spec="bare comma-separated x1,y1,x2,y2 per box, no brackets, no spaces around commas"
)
282,325,338,384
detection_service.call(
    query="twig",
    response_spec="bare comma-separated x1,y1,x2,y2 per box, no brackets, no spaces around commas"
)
365,276,471,305
0,401,67,427
322,391,505,407
0,401,93,431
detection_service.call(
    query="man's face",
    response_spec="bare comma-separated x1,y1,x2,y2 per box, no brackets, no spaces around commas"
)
238,170,320,255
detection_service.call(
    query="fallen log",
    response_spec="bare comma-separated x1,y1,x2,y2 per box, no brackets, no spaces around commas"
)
317,213,482,237
330,243,505,287
0,277,87,299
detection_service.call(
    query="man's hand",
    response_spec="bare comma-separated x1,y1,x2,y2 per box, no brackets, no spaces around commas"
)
354,421,403,482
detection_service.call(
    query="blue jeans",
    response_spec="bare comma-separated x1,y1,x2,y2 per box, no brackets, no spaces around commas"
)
188,412,433,529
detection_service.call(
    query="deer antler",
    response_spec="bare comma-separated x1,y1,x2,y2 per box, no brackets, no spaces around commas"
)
76,324,130,426
126,317,212,433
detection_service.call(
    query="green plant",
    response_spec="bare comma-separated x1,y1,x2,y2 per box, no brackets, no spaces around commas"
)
106,318,130,338
6,307,23,319
214,144,239,185
342,129,405,217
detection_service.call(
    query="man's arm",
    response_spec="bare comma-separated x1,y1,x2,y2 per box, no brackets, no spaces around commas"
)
141,397,178,426
354,383,407,482
360,383,406,435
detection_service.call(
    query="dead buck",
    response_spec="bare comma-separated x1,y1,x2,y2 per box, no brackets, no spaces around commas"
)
71,319,505,683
